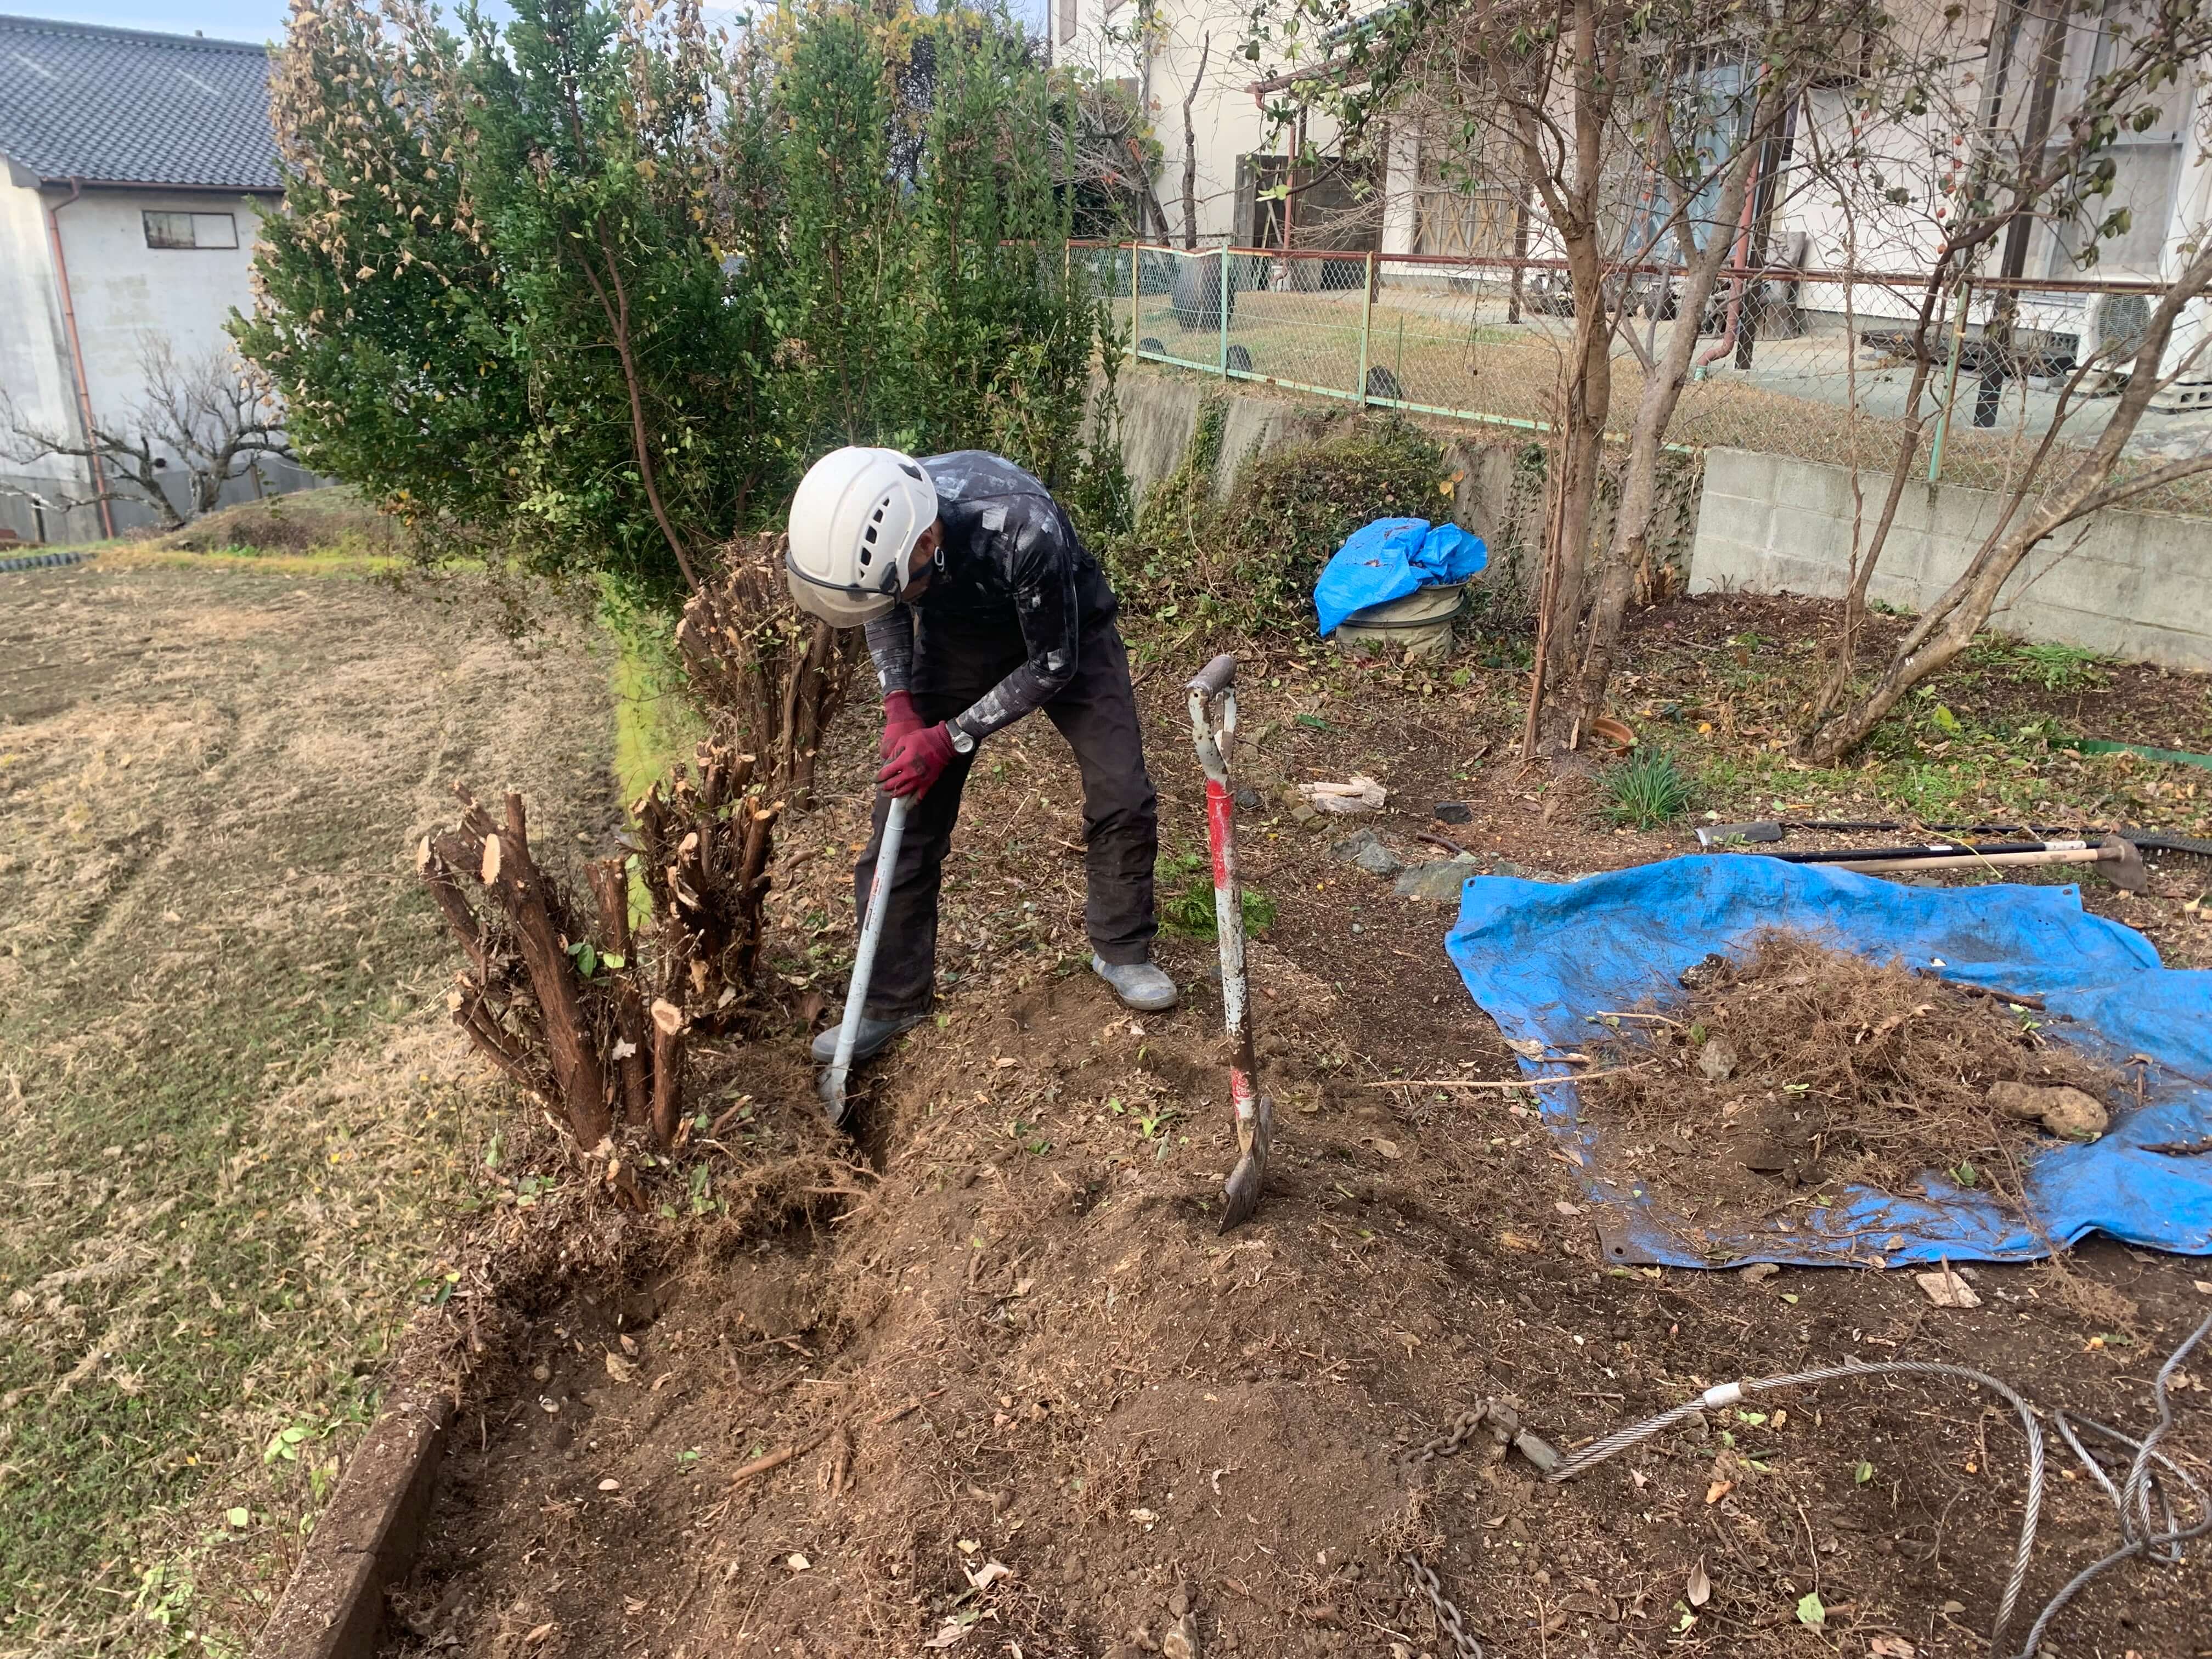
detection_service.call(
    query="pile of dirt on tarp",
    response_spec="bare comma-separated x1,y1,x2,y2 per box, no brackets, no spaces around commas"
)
1576,930,2123,1216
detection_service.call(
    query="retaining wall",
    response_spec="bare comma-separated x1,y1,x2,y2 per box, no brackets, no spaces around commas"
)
1689,447,2212,674
1097,368,1549,598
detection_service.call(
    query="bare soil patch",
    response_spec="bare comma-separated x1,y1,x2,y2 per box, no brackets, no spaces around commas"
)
382,607,2212,1659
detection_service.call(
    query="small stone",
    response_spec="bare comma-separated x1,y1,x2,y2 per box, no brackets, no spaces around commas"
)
1394,856,1477,905
1988,1081,2107,1140
1432,801,1473,823
1060,1554,1087,1586
1167,1587,1190,1618
1331,828,1403,877
1234,786,1262,812
1161,1613,1201,1659
1698,1037,1738,1082
1292,803,1322,827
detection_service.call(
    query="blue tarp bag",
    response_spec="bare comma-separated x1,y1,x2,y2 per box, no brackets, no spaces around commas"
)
1440,855,2212,1267
1314,517,1488,636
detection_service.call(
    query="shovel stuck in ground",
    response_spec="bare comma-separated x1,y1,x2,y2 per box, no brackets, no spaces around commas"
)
819,793,911,1127
1187,654,1273,1232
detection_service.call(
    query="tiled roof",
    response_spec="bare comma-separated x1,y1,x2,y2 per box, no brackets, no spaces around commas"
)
0,13,279,190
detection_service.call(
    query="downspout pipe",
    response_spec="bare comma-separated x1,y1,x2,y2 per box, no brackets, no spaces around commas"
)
44,178,113,540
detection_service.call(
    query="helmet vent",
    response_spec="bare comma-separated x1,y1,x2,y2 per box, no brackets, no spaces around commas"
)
899,461,923,481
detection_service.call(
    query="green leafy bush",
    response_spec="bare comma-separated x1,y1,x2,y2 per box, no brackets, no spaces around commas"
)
238,0,1122,600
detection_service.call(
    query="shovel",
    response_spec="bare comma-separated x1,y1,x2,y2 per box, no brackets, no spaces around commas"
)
1187,653,1273,1232
819,793,911,1127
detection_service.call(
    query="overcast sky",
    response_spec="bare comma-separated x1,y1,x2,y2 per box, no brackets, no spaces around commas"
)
34,1,1041,47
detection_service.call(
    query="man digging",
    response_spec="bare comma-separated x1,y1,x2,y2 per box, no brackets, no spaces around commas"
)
786,447,1178,1066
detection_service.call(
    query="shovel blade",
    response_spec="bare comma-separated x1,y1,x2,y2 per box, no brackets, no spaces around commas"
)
818,1064,851,1126
1216,1093,1274,1233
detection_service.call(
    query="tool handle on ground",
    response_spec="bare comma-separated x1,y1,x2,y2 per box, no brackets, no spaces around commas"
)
826,795,911,1080
1831,845,2107,877
1187,653,1237,699
1771,839,2084,865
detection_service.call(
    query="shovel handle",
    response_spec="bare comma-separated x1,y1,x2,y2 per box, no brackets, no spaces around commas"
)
824,794,911,1094
1187,653,1237,699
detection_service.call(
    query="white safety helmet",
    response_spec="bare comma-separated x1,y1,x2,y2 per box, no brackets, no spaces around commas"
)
785,447,940,627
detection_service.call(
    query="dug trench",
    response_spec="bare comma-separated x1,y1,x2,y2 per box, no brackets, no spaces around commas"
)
380,631,2212,1659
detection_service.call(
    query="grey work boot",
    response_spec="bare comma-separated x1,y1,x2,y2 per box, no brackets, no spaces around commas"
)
810,1013,926,1066
1092,955,1179,1012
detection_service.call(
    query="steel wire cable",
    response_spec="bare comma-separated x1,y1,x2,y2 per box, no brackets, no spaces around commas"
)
1544,1313,2212,1657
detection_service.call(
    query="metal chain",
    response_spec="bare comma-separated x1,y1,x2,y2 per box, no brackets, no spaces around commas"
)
1403,1551,1485,1659
1400,1399,1561,1658
1408,1407,1492,1468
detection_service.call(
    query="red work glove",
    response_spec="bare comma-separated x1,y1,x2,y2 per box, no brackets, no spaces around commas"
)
877,722,958,799
878,690,924,760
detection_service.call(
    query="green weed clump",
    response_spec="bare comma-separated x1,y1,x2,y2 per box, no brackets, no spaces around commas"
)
1156,847,1277,938
1110,408,1451,635
1602,746,1696,828
2005,641,2113,694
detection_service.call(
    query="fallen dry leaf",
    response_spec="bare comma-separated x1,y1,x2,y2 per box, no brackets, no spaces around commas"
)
1686,1560,1711,1607
1739,1263,1780,1284
1499,1230,1542,1252
603,1352,639,1384
1372,1138,1402,1160
921,1620,976,1650
787,1553,811,1572
965,1560,1013,1591
523,1625,554,1646
596,1477,620,1492
1705,1479,1735,1505
1869,1639,1916,1658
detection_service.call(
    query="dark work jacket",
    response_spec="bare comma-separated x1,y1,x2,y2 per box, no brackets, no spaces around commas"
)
862,451,1119,743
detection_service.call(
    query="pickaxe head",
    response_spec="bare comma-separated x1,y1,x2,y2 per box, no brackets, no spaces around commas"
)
2099,832,2149,894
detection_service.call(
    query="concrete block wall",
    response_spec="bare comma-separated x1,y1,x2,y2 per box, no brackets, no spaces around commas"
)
1689,447,2212,674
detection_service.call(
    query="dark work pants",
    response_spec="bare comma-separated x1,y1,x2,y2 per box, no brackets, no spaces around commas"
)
851,617,1159,1019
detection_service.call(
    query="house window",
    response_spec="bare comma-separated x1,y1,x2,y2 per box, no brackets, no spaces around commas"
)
143,211,238,250
1058,0,1076,43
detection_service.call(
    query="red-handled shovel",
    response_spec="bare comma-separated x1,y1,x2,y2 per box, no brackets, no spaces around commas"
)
1187,653,1272,1232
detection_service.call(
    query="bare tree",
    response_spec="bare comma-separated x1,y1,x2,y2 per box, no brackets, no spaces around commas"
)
1056,64,1175,240
1255,0,1877,752
1181,31,1213,249
1789,0,2212,760
0,338,295,532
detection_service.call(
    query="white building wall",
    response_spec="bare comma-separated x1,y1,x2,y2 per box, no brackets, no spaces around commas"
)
0,165,100,543
0,182,293,540
53,187,270,441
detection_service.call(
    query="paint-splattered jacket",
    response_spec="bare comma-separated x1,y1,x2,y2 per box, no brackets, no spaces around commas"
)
864,451,1119,745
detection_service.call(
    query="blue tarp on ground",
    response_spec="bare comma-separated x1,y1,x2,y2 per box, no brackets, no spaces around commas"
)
1314,517,1488,636
1441,855,2212,1267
